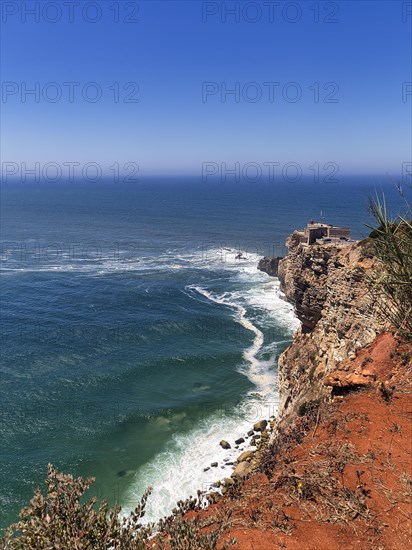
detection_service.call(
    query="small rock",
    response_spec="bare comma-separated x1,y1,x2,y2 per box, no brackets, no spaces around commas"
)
220,440,231,449
211,462,218,467
223,477,235,485
204,467,210,472
235,437,245,445
223,458,230,462
254,419,268,432
247,430,254,437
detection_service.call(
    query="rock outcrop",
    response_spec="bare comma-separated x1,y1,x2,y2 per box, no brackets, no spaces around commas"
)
257,256,282,277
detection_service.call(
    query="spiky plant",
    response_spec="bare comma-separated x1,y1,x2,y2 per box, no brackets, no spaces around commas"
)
366,183,412,341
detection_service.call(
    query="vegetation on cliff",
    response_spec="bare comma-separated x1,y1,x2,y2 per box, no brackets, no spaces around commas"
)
0,465,236,549
367,184,412,341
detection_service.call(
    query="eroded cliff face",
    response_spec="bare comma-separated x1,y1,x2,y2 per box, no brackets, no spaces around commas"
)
275,233,388,423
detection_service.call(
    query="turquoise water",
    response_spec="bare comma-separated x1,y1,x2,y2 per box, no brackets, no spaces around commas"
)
0,177,406,527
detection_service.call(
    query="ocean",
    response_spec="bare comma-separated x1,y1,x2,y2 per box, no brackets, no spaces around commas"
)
0,176,407,528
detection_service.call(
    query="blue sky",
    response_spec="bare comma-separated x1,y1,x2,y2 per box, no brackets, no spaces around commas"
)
1,0,411,177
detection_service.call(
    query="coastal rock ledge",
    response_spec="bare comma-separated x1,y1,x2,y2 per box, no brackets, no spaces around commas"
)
257,256,282,277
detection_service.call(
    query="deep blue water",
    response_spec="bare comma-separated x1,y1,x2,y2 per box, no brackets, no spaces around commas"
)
0,177,407,528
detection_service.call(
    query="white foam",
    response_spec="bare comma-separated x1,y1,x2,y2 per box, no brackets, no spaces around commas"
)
122,247,299,523
122,397,273,523
191,286,272,395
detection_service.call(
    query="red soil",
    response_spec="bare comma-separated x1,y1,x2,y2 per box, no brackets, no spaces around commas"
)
181,333,412,550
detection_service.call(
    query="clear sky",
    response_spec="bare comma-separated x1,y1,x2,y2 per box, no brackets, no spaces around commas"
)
1,0,411,178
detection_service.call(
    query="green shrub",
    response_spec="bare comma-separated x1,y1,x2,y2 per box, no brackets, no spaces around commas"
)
0,464,152,549
0,465,236,550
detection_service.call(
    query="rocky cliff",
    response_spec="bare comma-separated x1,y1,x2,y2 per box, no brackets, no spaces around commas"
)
275,232,388,424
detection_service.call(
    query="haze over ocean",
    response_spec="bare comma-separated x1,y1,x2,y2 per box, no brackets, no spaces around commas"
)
1,0,411,531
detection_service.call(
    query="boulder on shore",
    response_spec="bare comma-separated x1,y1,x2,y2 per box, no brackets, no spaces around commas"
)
232,461,253,479
253,419,268,432
237,450,254,462
220,440,231,449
